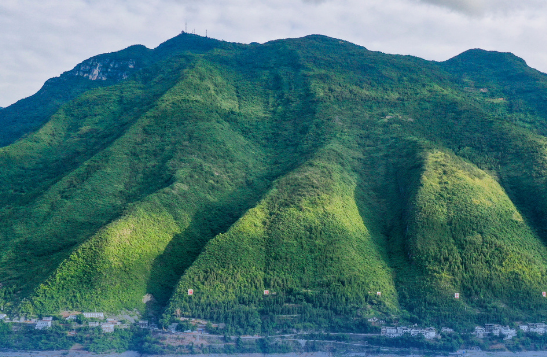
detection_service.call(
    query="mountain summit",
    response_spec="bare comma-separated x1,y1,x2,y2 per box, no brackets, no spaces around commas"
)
2,33,547,332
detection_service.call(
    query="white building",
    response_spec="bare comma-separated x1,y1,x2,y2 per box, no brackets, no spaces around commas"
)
485,324,501,336
529,323,547,335
501,326,517,340
381,326,401,338
101,323,115,333
410,327,437,339
382,326,435,339
0,314,7,320
83,312,104,319
474,324,516,339
35,320,52,330
474,326,486,338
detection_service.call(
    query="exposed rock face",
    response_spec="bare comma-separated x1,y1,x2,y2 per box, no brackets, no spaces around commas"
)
72,58,137,81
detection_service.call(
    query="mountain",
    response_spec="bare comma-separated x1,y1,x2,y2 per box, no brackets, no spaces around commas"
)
2,33,547,332
0,35,234,148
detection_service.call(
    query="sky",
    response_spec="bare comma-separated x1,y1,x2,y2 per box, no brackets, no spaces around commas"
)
1,0,547,107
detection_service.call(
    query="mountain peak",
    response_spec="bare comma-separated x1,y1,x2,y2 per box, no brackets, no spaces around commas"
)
444,48,528,69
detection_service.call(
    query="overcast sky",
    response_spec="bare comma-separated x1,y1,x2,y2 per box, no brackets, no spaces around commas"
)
1,0,547,107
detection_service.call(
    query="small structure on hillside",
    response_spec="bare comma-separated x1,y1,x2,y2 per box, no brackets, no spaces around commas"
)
381,326,437,339
101,323,115,333
474,324,516,340
35,320,52,330
522,323,547,335
83,312,104,319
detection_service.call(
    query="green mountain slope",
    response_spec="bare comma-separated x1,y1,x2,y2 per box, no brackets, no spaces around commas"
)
2,33,547,330
0,33,235,148
400,151,547,325
165,146,398,333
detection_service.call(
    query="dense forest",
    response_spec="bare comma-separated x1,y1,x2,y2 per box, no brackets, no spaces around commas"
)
2,33,547,333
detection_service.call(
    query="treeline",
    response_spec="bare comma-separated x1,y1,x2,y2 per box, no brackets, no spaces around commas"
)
0,321,164,354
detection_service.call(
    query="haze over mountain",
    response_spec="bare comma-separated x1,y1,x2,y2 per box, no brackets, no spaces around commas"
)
2,33,547,332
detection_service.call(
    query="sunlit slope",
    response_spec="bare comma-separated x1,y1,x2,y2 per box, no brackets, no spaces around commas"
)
401,151,547,324
165,147,398,333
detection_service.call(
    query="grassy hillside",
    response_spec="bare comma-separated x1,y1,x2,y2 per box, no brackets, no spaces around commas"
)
1,33,547,330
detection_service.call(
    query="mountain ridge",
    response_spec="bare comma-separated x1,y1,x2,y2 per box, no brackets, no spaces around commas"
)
2,33,547,332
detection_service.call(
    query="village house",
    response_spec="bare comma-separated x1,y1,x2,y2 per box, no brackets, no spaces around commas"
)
485,324,502,336
0,313,7,320
411,327,437,339
381,326,400,338
474,324,516,339
83,312,104,319
519,323,547,334
35,320,52,330
501,326,517,340
88,321,100,327
474,326,486,338
138,320,149,328
529,323,547,334
381,326,437,339
101,323,115,333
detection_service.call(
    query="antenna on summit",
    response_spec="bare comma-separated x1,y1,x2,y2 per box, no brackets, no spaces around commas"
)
185,21,187,33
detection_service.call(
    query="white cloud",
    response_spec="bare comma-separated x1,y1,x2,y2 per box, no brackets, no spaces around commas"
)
1,0,547,107
414,0,544,16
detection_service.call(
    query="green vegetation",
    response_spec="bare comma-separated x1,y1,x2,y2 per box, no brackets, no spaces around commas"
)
0,322,161,353
2,33,547,333
166,147,398,333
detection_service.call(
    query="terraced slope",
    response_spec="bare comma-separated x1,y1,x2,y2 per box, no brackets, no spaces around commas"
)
2,34,547,331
